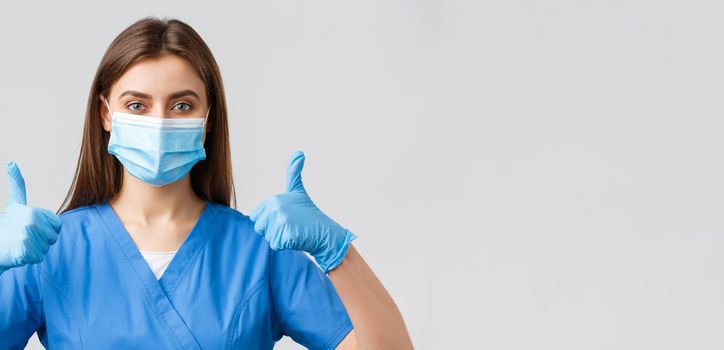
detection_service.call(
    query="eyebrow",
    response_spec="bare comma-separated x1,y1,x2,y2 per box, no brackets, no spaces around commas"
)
118,89,201,101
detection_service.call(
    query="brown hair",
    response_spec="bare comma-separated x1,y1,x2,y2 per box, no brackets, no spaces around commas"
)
58,16,236,214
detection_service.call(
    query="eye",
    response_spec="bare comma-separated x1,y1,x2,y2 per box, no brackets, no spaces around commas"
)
173,102,192,111
126,102,145,111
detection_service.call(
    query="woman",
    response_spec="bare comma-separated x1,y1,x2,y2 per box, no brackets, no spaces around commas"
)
0,17,413,349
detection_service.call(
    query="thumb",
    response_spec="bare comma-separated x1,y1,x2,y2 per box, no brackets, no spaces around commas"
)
6,161,27,205
285,150,306,193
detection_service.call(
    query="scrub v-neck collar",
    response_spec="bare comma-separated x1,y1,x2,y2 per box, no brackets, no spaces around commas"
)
94,199,220,350
96,199,220,295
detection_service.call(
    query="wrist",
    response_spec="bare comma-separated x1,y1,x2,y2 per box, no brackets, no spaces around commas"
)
316,229,358,274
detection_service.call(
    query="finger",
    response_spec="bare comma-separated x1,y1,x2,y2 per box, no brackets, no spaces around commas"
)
285,150,306,193
251,201,271,235
267,232,283,250
253,209,271,236
254,204,277,236
31,226,51,256
263,218,284,250
35,215,60,245
6,161,27,205
37,208,62,232
267,227,287,251
23,228,45,264
249,197,270,223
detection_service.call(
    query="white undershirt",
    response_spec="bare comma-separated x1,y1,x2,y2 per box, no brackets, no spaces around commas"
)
138,249,178,280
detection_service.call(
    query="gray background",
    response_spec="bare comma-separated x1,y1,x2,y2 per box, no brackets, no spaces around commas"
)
1,0,723,349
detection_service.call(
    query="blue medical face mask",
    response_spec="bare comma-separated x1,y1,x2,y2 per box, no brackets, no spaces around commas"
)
103,98,210,187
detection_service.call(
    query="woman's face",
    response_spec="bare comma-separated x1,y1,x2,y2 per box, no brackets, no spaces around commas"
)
100,54,209,134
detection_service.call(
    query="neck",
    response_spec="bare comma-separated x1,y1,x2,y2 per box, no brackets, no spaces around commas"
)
109,168,205,224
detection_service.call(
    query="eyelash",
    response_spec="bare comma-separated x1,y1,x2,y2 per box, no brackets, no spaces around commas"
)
125,102,193,112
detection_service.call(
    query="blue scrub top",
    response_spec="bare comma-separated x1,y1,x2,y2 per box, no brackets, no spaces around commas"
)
0,200,353,349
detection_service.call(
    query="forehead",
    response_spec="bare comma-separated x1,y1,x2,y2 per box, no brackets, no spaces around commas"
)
109,54,206,101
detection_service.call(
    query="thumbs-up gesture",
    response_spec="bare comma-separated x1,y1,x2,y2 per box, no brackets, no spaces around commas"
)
250,151,357,273
0,162,61,274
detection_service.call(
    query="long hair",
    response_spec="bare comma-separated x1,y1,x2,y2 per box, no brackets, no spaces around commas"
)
58,16,236,213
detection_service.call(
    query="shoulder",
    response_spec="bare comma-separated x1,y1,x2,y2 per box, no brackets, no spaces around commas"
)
205,201,256,233
58,204,98,224
204,202,317,271
51,204,104,245
204,201,270,249
40,204,102,283
54,203,107,241
52,203,105,246
207,201,251,223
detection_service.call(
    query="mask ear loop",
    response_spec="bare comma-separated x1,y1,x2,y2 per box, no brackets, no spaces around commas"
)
202,105,210,129
103,96,113,117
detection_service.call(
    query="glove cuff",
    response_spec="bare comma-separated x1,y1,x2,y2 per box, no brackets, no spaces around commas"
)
319,229,358,274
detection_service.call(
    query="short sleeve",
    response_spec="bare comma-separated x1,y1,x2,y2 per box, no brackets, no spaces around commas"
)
0,263,43,349
270,249,353,350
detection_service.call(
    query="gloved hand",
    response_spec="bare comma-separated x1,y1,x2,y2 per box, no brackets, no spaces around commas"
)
250,151,357,273
0,162,61,274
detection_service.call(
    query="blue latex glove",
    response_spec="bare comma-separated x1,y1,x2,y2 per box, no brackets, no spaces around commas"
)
250,151,357,273
0,162,61,274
